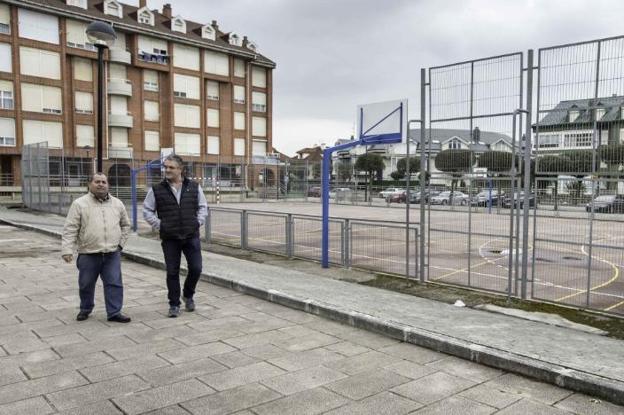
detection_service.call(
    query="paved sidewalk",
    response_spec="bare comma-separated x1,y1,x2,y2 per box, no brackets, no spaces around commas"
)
1,207,624,410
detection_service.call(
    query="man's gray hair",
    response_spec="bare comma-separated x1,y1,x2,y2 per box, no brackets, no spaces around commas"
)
164,154,184,168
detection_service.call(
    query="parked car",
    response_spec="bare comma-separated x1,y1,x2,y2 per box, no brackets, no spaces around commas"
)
307,186,321,197
408,190,441,204
471,190,504,207
502,192,536,209
430,191,470,205
378,187,404,199
586,195,624,213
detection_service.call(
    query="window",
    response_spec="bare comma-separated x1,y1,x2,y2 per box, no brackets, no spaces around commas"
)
73,57,92,82
253,140,267,156
109,127,128,147
18,9,59,44
563,131,593,147
247,41,258,52
234,138,245,156
138,35,169,64
202,25,215,41
174,104,200,128
76,124,94,147
0,44,11,73
0,80,13,110
172,17,186,33
207,135,219,154
138,8,154,26
66,19,94,51
144,101,159,122
175,132,200,155
206,81,219,100
145,130,160,151
109,95,127,115
204,50,229,76
252,92,266,112
206,108,219,128
74,91,93,114
143,70,158,91
233,85,245,104
109,63,126,80
0,118,15,147
538,134,559,148
173,44,199,71
104,0,123,18
0,4,10,35
448,139,462,149
252,116,266,137
22,120,62,147
21,83,62,114
229,33,241,46
20,47,61,80
252,66,267,88
234,112,245,130
234,59,245,78
66,0,88,9
173,74,200,99
596,108,606,120
569,110,580,122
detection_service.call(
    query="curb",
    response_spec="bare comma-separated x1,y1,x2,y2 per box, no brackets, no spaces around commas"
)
3,217,624,405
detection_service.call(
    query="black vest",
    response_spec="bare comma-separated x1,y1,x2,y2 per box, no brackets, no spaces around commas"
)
153,178,200,240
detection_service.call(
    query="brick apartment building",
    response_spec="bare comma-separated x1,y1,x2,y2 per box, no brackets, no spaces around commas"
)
0,0,275,187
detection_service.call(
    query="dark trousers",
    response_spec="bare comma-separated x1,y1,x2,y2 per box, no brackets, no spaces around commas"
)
77,251,123,318
161,236,202,306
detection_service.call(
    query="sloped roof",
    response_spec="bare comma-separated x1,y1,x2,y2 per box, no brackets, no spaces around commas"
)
16,0,275,67
538,95,624,127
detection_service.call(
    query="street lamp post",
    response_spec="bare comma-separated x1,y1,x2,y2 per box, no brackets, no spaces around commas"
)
86,21,116,173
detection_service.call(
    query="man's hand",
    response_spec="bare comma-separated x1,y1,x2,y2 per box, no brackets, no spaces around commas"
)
62,254,73,263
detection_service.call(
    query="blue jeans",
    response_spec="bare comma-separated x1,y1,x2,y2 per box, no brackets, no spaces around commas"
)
77,251,124,318
161,236,202,306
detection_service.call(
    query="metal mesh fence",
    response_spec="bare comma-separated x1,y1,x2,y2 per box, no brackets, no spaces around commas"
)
246,212,287,255
292,216,344,265
207,209,243,247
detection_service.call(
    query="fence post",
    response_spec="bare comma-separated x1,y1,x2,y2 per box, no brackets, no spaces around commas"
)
340,221,345,266
344,219,351,268
204,208,211,244
414,227,419,279
286,214,293,258
241,210,248,250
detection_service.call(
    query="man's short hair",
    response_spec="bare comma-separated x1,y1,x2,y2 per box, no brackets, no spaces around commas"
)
88,172,107,183
164,154,184,169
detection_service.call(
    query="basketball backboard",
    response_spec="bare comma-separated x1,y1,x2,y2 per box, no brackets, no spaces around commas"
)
356,99,408,144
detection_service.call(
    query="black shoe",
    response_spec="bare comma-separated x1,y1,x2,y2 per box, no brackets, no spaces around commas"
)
107,314,131,323
76,311,90,321
183,297,195,312
168,306,180,318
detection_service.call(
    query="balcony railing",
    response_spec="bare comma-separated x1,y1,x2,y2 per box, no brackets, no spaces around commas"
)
109,48,132,65
108,78,132,96
108,111,133,128
66,41,96,51
138,51,169,65
252,104,266,112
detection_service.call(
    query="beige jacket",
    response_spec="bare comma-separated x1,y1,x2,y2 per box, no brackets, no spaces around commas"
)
62,192,131,256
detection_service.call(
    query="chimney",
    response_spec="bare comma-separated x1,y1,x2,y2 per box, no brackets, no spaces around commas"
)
162,3,172,18
139,0,146,8
211,19,219,31
242,35,248,47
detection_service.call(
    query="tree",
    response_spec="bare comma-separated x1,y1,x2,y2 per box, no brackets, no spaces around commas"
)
435,149,474,203
355,153,385,201
335,160,353,182
396,157,421,176
311,162,322,179
390,170,405,182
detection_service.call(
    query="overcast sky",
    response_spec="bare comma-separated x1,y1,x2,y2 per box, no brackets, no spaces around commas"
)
135,0,623,156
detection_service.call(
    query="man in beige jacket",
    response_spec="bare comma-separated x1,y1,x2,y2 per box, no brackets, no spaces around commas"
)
62,173,131,323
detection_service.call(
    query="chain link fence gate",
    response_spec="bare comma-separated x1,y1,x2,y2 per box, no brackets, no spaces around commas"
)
533,36,624,315
424,53,526,295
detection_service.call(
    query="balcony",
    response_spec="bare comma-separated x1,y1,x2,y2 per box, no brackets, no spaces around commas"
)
108,112,133,128
252,104,266,112
109,48,131,65
108,78,132,96
138,51,169,65
108,146,133,159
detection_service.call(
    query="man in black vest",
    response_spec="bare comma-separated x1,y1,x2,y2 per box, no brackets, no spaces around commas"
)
143,154,208,317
